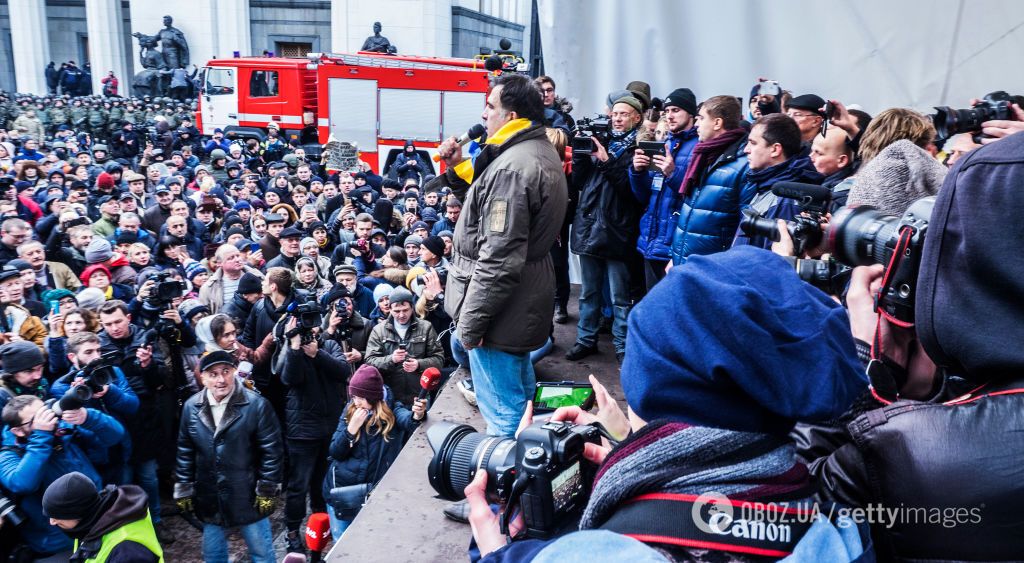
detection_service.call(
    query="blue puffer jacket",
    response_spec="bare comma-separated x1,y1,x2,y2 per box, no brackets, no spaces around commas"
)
670,136,756,264
629,128,699,261
0,409,125,555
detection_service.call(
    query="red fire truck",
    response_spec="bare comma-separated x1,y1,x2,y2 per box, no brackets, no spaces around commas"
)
196,52,494,173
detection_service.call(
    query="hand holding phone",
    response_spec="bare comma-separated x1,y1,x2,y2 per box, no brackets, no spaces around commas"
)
532,380,596,413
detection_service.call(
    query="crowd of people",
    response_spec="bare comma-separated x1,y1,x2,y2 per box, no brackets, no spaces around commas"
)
0,61,1021,562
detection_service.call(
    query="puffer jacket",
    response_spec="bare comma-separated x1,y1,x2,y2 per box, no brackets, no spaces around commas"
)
445,123,567,354
570,141,642,261
628,127,699,261
280,338,350,440
322,385,422,519
670,136,755,264
174,384,284,527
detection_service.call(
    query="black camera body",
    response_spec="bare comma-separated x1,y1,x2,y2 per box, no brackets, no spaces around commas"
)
70,350,121,393
827,196,935,323
738,182,832,255
933,91,1015,142
572,115,611,156
428,420,600,538
414,265,448,289
287,293,323,344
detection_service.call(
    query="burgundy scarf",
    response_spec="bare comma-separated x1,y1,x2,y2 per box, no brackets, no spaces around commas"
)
678,128,747,197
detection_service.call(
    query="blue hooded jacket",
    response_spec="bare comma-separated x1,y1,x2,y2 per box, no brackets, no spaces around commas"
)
628,127,699,261
49,366,139,468
0,408,125,555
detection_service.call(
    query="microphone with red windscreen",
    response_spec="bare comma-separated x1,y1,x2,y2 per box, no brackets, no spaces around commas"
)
304,512,331,562
419,367,442,401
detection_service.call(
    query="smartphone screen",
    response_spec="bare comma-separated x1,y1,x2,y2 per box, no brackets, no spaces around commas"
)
533,383,595,412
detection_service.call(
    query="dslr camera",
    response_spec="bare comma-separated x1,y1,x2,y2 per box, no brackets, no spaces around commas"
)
739,182,832,255
571,115,611,156
932,91,1017,142
428,420,600,538
826,196,935,324
287,293,323,344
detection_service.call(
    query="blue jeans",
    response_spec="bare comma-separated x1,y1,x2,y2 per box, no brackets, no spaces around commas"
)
451,334,553,368
576,255,630,353
123,459,160,523
327,509,352,541
467,343,535,437
202,518,275,563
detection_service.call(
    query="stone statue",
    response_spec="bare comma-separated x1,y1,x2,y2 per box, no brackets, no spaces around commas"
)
129,33,165,97
361,22,396,54
132,15,190,70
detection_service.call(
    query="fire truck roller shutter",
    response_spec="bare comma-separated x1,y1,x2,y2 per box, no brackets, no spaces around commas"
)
442,91,487,141
379,89,442,142
328,78,378,152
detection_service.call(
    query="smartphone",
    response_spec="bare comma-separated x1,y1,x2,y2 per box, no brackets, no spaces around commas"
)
758,80,781,97
250,242,261,253
637,141,666,156
532,381,596,413
398,343,408,351
52,301,60,315
820,102,835,137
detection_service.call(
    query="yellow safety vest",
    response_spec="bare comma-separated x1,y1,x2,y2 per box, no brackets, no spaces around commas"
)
72,510,164,563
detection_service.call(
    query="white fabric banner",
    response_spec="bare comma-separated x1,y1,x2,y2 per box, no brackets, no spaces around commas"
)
538,0,1024,117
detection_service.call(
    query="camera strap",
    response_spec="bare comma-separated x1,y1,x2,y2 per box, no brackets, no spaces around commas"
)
598,493,818,558
875,226,915,329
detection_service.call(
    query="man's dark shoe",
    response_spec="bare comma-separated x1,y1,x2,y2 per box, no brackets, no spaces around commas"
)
598,316,612,334
286,530,305,554
553,306,568,324
443,499,470,523
565,344,598,361
155,521,176,545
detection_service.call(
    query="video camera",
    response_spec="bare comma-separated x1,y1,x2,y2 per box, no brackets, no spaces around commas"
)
428,419,600,538
739,182,832,256
74,350,120,392
139,271,187,340
571,115,611,156
826,196,935,324
287,293,323,344
932,91,1017,142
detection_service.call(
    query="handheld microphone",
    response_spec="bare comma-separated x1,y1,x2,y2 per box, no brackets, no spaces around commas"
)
418,367,442,400
433,123,487,162
304,512,331,562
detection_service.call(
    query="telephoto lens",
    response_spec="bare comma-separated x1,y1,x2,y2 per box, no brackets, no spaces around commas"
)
0,495,26,527
426,422,516,502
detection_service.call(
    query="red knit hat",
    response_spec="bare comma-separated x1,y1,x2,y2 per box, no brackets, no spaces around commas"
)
348,364,384,403
96,172,115,190
80,263,111,286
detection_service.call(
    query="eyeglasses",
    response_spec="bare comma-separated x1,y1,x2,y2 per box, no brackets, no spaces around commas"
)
787,112,820,120
11,419,32,432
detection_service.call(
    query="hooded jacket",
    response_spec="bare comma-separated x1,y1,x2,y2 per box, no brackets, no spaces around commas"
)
68,484,160,562
444,121,568,353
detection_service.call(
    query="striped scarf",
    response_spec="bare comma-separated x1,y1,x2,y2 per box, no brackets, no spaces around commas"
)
607,126,639,160
580,421,814,530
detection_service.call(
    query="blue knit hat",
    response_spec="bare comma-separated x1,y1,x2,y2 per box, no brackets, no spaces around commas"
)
621,246,866,436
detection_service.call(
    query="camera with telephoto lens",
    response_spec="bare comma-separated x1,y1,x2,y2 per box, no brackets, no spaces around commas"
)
826,196,935,324
571,115,611,156
739,182,832,256
331,297,353,341
45,385,92,417
140,271,187,338
0,494,26,527
428,419,600,538
784,257,851,297
414,265,448,289
932,91,1016,142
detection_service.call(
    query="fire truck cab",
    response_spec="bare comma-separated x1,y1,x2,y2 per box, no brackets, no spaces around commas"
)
197,52,493,174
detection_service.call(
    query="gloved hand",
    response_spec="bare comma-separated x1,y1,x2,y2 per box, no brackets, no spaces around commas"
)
176,497,194,514
254,495,276,517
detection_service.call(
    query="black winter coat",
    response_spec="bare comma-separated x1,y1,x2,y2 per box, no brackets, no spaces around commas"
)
321,386,422,518
241,294,294,388
175,385,284,527
98,326,165,463
570,146,642,261
797,375,1024,561
222,292,255,332
280,340,350,440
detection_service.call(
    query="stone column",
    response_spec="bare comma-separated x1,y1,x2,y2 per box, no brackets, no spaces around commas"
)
86,0,131,96
213,0,252,57
331,0,351,54
9,0,51,94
